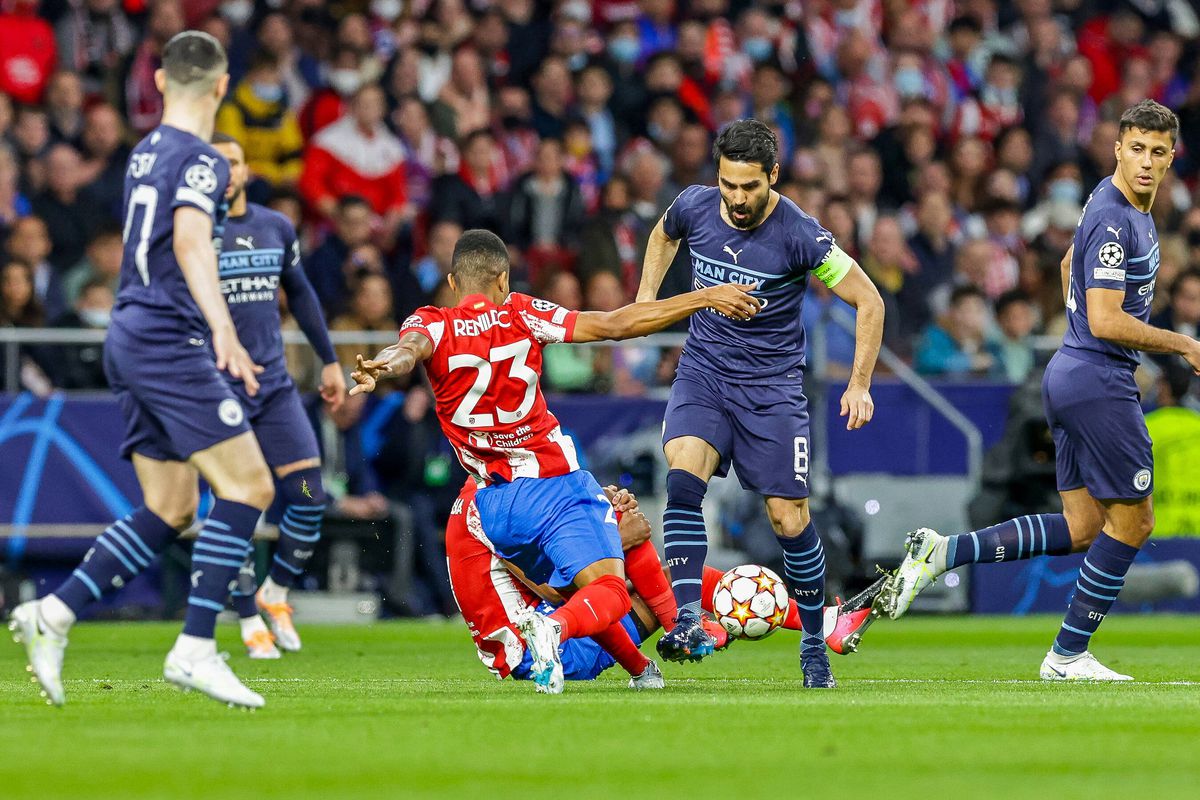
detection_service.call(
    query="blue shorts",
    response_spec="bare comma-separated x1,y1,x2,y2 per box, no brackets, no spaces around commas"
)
1042,348,1153,501
472,471,622,589
663,365,811,498
104,322,251,462
511,605,643,681
232,378,320,468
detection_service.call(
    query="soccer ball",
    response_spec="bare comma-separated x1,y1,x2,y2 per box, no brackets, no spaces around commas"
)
711,565,790,640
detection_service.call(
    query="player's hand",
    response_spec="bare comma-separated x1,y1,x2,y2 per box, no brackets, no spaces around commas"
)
603,484,639,514
840,383,874,430
704,282,761,320
213,325,265,397
618,509,652,551
349,354,391,396
319,362,347,413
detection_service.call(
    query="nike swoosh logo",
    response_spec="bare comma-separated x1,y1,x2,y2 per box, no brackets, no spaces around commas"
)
1047,665,1066,678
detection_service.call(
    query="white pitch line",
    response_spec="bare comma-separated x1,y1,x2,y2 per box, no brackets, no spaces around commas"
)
69,677,1200,687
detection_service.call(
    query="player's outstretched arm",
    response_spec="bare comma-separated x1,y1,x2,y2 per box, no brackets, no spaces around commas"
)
829,261,885,430
280,256,345,411
174,206,265,396
1088,288,1200,373
635,218,682,302
348,332,434,395
571,282,760,343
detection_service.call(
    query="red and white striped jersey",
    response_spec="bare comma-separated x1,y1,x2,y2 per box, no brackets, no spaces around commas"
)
401,292,582,485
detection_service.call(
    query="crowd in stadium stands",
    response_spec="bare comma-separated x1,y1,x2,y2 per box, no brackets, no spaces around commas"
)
3,0,1200,400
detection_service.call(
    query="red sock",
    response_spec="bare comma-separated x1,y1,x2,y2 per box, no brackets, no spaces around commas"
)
625,541,677,631
591,620,651,676
701,565,803,631
550,574,631,641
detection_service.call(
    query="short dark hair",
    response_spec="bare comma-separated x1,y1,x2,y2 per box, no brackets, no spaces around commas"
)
950,285,987,307
88,223,124,245
210,132,240,148
713,119,778,175
336,194,371,214
1169,267,1200,300
451,229,509,288
1160,358,1195,405
1119,99,1179,144
995,289,1032,316
162,31,227,90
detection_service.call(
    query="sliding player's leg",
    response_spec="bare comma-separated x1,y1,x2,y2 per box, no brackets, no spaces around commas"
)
11,456,197,705
169,431,274,706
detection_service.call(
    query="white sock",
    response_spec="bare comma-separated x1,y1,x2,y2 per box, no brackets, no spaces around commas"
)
172,633,217,661
259,577,288,605
239,614,268,640
1046,649,1085,664
39,594,76,637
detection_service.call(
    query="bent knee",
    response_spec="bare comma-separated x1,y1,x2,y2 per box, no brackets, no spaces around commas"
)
766,498,810,537
218,472,276,510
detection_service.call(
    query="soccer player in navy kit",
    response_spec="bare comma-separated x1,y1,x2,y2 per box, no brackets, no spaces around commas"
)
883,100,1200,680
211,134,345,659
637,119,885,687
9,33,276,709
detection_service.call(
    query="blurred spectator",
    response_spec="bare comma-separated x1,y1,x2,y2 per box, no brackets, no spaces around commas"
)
1030,89,1082,186
331,271,397,369
529,55,573,139
306,195,378,318
1149,269,1200,368
31,143,108,273
55,0,136,97
0,0,57,105
43,70,84,146
77,102,128,219
4,214,62,318
120,0,185,135
12,104,50,165
0,142,31,232
411,219,460,297
46,277,111,389
0,258,52,393
536,268,593,392
505,136,585,260
216,52,305,193
563,118,601,213
298,46,361,139
859,215,918,347
61,222,121,304
429,128,505,234
256,12,319,114
916,285,1005,379
393,94,457,210
994,290,1037,383
575,63,622,178
429,45,490,141
300,84,413,246
579,174,643,298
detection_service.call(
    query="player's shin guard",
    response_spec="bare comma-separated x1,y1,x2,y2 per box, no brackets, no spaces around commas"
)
268,467,326,588
182,500,260,639
624,541,677,630
662,469,709,616
53,507,178,617
1053,532,1138,656
550,574,632,641
946,514,1072,569
779,523,826,656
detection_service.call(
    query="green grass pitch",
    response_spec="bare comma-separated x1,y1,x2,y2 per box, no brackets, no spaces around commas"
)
3,615,1199,800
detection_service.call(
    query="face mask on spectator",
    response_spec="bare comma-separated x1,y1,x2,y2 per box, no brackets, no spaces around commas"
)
220,0,254,26
252,82,284,103
742,37,773,62
371,0,403,22
328,69,363,97
79,308,111,328
982,85,1018,108
1047,178,1082,204
607,38,640,65
894,67,925,98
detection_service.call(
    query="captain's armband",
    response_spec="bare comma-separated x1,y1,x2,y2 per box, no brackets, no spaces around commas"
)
813,245,853,289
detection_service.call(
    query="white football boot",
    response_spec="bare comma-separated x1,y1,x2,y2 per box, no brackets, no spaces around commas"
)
515,608,564,695
628,660,665,690
8,601,67,706
164,648,266,708
880,528,947,620
1040,651,1133,682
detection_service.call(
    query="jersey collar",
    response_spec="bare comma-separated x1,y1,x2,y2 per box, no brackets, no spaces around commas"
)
458,293,496,312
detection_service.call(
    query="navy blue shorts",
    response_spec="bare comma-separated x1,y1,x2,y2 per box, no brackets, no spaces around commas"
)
472,471,622,589
1042,349,1153,501
663,365,811,498
232,378,320,468
511,604,643,681
104,322,251,462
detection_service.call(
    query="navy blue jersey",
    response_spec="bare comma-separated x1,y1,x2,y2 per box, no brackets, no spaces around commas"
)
220,203,336,389
1063,177,1160,367
112,125,230,337
662,185,845,382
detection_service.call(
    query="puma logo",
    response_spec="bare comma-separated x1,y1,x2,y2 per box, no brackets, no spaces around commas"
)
198,154,218,167
816,234,831,243
723,245,743,264
236,236,254,249
1106,226,1122,238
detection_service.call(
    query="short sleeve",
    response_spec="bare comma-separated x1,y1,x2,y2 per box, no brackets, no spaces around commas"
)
662,185,704,241
400,307,447,353
789,211,837,276
1081,208,1130,291
510,293,579,344
171,149,229,218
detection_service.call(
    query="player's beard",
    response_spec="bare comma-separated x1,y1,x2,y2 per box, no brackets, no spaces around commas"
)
227,185,244,207
723,193,769,229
